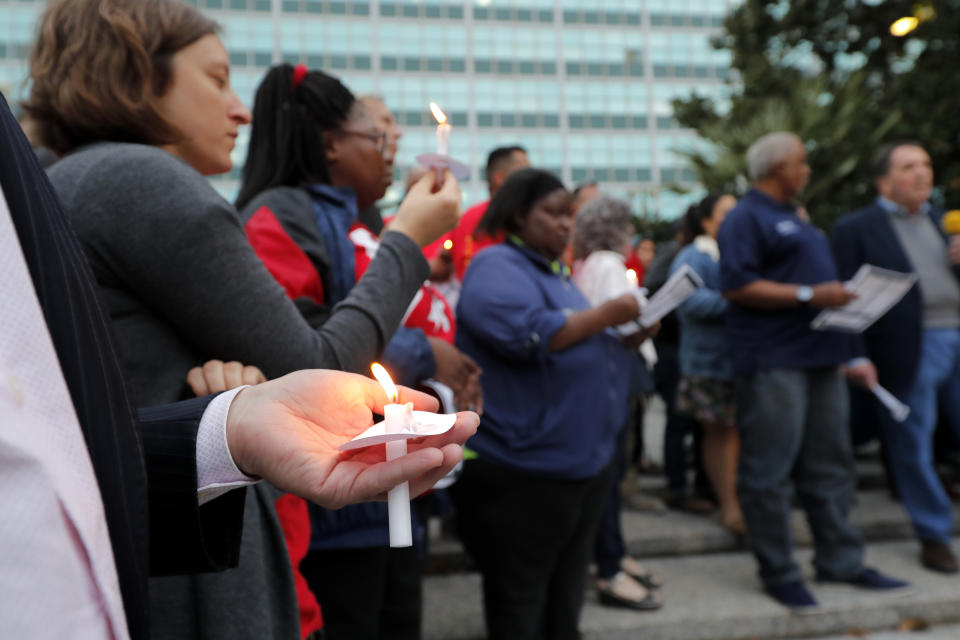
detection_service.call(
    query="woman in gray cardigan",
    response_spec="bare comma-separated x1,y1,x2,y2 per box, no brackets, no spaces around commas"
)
27,1,461,639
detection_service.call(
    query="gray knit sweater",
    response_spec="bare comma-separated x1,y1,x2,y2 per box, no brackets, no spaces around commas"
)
48,142,430,640
49,142,429,404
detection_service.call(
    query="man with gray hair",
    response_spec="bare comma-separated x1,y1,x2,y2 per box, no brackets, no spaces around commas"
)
833,141,960,574
717,132,909,610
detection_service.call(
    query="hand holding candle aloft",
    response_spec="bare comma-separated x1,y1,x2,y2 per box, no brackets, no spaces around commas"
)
223,369,479,510
388,168,462,248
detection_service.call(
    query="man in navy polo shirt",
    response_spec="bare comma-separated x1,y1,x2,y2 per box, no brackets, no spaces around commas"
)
718,132,909,611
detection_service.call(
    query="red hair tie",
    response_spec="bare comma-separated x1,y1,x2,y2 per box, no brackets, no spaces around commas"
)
291,63,308,90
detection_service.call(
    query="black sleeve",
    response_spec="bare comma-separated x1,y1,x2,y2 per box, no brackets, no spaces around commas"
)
138,397,246,575
0,93,245,639
831,216,867,360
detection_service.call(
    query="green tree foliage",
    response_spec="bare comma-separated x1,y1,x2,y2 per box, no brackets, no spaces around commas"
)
673,0,960,229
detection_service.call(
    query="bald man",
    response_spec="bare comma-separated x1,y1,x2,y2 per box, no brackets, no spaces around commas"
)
718,132,908,610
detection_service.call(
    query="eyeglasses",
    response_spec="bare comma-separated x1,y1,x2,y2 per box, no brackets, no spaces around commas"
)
340,129,389,155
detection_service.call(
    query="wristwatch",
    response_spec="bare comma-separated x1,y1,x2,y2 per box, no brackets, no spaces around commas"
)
796,285,814,307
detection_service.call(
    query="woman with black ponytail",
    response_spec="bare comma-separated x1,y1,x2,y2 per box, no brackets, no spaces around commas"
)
237,64,479,640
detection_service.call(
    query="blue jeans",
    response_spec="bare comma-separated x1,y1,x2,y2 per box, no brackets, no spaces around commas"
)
736,368,864,586
881,328,960,543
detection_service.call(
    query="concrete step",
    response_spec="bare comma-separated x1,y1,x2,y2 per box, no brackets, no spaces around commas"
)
796,623,960,640
426,488,949,573
423,538,960,640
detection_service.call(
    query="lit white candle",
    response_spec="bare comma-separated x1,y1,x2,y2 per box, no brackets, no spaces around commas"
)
371,363,413,547
430,102,452,156
625,268,638,285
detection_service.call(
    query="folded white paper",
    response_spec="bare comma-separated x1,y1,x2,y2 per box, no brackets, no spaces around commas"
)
871,384,910,423
811,264,917,333
639,264,704,328
339,411,458,451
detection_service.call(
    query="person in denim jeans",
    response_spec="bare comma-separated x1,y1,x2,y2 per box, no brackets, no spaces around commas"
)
718,132,909,611
833,142,960,574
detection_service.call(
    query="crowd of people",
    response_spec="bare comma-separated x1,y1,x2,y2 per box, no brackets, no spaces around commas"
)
3,1,960,639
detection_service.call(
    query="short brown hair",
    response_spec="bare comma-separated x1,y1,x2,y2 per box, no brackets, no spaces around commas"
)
23,0,219,154
872,141,926,179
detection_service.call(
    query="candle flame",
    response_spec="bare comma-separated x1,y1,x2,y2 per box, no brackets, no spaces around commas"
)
443,239,454,251
889,16,919,36
626,268,638,283
371,362,398,404
429,102,447,125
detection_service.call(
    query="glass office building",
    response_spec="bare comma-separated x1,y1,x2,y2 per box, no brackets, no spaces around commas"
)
0,0,735,217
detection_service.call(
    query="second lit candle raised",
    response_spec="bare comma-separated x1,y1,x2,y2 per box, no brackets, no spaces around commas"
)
415,101,469,180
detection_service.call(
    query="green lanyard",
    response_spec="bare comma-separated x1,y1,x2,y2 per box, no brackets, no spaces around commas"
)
506,234,570,277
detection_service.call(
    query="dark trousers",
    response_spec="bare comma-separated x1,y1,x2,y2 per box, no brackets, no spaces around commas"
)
594,426,628,579
656,342,708,494
736,368,864,587
300,546,422,640
451,458,612,640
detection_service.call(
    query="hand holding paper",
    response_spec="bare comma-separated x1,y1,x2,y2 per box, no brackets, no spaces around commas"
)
638,264,704,328
811,265,917,333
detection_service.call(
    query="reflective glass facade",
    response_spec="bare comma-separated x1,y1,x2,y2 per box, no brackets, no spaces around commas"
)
0,0,735,217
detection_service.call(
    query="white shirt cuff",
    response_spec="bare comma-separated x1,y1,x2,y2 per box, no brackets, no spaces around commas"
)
196,386,260,506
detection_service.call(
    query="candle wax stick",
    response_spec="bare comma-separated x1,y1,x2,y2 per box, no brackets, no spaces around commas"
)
384,402,413,547
436,123,451,156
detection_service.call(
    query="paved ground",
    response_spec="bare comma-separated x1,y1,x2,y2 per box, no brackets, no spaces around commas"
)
422,397,960,639
423,538,960,640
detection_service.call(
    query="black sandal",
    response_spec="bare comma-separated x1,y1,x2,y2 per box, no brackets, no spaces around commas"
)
596,573,664,611
621,559,664,590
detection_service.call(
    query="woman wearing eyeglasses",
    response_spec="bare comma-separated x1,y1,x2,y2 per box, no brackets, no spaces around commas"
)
237,64,480,640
